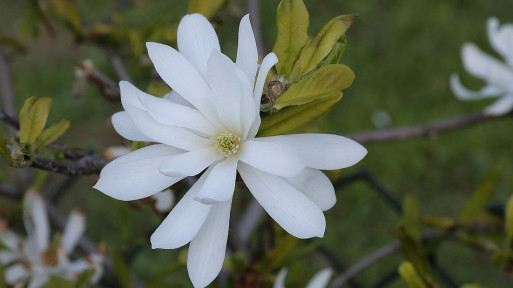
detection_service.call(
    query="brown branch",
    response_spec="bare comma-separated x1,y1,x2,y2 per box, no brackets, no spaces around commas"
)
348,111,508,144
30,154,108,176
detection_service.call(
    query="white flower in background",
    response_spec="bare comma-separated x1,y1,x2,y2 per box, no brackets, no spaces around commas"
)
150,189,175,213
94,13,366,287
0,189,104,288
450,17,513,116
274,268,333,288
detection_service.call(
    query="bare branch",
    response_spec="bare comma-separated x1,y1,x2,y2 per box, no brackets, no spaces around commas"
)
0,107,20,129
0,43,15,117
31,154,108,176
104,48,133,82
348,111,508,144
247,0,264,57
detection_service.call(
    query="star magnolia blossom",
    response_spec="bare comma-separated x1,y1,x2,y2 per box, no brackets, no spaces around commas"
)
450,17,513,116
94,13,366,287
0,190,103,288
274,268,333,288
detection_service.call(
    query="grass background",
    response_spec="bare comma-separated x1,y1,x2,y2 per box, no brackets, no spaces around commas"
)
1,0,512,287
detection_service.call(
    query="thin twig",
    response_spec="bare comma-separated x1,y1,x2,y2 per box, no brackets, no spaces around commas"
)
30,154,108,176
0,107,19,129
103,48,133,82
247,0,264,57
348,111,508,144
328,240,401,288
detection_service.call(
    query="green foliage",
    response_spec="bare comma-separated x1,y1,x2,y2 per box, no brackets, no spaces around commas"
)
74,269,95,288
256,234,300,271
460,162,505,222
398,261,429,288
461,284,491,288
506,193,513,248
44,0,84,38
111,249,134,288
273,0,310,79
43,276,74,288
274,64,354,110
19,96,52,145
403,195,422,244
188,0,226,18
258,92,341,136
0,132,11,165
36,119,70,150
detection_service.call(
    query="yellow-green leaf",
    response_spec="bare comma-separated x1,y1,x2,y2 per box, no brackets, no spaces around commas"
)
0,131,11,165
188,0,226,18
274,64,354,110
272,0,309,78
43,276,74,288
461,284,490,288
19,96,52,145
398,262,428,288
322,34,347,66
291,15,354,77
258,91,342,137
45,0,84,37
460,162,505,221
505,193,513,247
36,119,70,149
403,195,422,244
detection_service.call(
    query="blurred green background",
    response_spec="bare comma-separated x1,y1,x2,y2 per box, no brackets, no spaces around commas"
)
0,0,512,287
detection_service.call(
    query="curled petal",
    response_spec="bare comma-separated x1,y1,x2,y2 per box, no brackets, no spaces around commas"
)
94,144,184,201
284,168,336,211
487,17,513,66
484,95,513,116
450,74,502,100
238,163,325,239
254,53,279,104
188,199,231,288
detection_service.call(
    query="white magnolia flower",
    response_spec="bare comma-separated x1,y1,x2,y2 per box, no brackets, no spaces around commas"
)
450,17,513,116
94,13,366,287
0,189,104,288
150,189,175,213
274,268,333,288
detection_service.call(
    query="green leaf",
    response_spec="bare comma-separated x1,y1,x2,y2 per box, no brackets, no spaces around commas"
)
111,249,134,288
74,269,95,288
45,0,84,38
396,223,437,286
43,276,74,288
322,34,347,66
290,15,355,78
272,0,309,78
461,284,491,288
19,96,52,145
0,131,12,165
258,91,342,137
274,64,354,110
188,0,226,18
0,262,6,288
403,195,422,244
398,261,429,288
506,193,513,247
460,162,505,221
36,119,70,150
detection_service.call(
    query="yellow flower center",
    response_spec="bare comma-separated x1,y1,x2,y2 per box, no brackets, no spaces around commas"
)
214,132,240,156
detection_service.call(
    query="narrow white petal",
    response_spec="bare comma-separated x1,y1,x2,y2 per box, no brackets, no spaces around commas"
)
236,14,259,84
238,163,325,239
159,147,222,177
150,168,213,249
94,144,184,201
24,191,49,253
112,111,153,142
273,268,288,288
28,274,49,288
140,94,220,136
125,104,211,151
450,74,502,100
461,43,510,82
0,251,20,264
151,189,175,212
188,199,231,288
484,95,513,116
4,264,28,284
146,42,216,121
253,53,278,104
0,228,22,251
239,139,304,177
257,134,367,170
195,157,238,204
487,17,513,66
284,168,336,211
61,208,85,254
119,81,153,111
207,50,243,134
305,268,333,288
177,13,221,78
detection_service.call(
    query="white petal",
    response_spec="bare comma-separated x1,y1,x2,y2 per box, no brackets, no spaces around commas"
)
150,168,213,249
0,251,20,264
125,104,211,150
163,90,194,108
487,17,513,66
195,157,238,204
177,13,221,78
140,94,220,136
4,264,28,284
94,144,184,201
119,81,152,111
207,49,243,134
257,134,367,170
159,147,222,177
305,268,333,288
236,15,259,84
61,208,85,254
146,42,216,121
461,43,511,83
284,168,336,211
28,274,49,288
450,74,502,100
238,163,325,239
239,139,305,177
188,199,231,288
253,53,278,104
24,190,49,254
151,189,175,212
112,112,153,142
273,268,288,288
484,95,513,116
